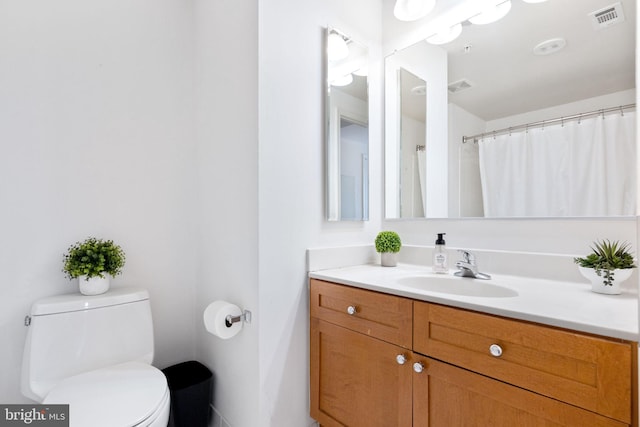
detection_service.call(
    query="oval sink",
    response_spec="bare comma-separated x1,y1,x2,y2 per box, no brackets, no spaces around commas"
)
396,275,518,298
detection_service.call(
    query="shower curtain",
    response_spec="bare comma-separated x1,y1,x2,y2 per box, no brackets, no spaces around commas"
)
478,111,636,217
416,149,427,215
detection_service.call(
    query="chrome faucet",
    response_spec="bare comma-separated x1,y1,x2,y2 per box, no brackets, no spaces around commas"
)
454,250,491,280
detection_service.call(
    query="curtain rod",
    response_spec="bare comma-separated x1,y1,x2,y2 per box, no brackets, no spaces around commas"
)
462,103,636,144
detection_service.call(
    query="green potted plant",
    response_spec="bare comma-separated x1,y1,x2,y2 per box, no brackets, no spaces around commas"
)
573,239,636,295
375,231,402,267
63,237,126,295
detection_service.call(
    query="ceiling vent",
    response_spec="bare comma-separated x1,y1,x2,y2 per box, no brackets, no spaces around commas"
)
448,79,473,94
589,2,625,30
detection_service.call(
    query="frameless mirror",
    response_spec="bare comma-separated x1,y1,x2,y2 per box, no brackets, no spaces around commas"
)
385,0,636,219
385,40,448,218
326,28,370,221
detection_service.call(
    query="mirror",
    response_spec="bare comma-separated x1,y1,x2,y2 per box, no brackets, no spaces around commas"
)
326,28,370,221
385,0,636,219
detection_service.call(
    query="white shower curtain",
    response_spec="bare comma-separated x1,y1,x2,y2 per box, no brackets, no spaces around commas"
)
416,149,427,215
478,111,636,217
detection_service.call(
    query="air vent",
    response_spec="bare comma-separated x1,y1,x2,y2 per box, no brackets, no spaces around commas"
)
589,2,625,30
448,79,473,93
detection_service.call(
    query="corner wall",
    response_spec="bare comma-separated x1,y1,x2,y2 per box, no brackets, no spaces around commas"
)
258,0,382,425
0,0,198,403
194,0,260,426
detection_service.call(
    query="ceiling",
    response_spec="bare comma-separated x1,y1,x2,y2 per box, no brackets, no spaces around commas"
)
444,0,636,120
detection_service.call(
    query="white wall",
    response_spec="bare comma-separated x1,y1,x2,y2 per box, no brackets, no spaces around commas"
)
193,0,260,426
258,0,382,425
0,0,198,403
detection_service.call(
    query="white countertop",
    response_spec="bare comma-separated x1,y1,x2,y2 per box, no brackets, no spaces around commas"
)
309,263,639,342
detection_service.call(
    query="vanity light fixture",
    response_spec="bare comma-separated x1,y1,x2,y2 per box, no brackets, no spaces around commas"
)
426,22,463,45
353,66,368,77
469,0,512,25
328,32,349,61
394,0,436,22
330,73,353,87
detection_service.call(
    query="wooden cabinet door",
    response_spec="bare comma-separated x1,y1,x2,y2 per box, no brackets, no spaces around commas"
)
310,318,412,427
412,355,629,427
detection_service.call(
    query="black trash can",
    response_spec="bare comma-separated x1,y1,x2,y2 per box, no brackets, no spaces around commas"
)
162,361,213,427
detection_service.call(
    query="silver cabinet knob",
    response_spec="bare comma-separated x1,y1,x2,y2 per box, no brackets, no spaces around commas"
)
346,305,357,315
413,362,424,373
396,354,407,365
489,344,503,357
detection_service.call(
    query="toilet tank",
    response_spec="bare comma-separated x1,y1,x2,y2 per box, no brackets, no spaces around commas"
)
21,287,155,402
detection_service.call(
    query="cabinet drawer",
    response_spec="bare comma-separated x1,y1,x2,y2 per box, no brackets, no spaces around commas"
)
414,302,635,424
310,279,413,348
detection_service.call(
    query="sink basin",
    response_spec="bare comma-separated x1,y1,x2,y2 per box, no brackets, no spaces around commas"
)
396,275,518,298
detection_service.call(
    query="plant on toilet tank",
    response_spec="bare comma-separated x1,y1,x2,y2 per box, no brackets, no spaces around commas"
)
63,237,126,295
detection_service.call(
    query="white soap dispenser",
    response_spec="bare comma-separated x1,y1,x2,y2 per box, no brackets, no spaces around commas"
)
433,233,448,274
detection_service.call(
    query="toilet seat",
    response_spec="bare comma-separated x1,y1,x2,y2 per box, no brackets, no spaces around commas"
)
43,361,169,427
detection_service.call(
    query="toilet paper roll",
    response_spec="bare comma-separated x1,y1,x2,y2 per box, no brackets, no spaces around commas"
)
204,300,243,339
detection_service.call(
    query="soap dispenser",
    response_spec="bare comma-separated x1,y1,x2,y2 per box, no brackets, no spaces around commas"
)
433,233,448,274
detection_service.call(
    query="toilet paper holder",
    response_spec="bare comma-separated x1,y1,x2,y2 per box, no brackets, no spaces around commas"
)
225,309,252,328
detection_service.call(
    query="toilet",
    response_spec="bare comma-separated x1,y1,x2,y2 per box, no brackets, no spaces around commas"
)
21,287,170,427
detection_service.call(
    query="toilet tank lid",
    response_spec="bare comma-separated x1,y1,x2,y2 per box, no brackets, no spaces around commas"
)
30,287,149,316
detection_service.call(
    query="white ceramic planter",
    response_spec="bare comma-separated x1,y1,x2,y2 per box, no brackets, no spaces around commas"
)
380,252,398,267
78,274,110,296
578,266,633,295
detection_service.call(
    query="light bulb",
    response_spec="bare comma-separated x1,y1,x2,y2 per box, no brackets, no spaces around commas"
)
328,32,349,61
331,73,353,87
353,66,368,77
469,0,512,25
393,0,436,22
426,23,463,45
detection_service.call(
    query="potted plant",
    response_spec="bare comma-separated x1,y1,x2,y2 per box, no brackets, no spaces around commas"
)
375,231,402,267
573,239,636,295
63,237,126,295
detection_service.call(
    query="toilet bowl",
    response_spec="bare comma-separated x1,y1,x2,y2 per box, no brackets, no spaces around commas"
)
21,288,170,427
43,362,170,427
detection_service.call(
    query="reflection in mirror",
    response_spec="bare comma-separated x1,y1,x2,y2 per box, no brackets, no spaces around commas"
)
385,0,636,219
326,28,369,221
399,68,427,218
385,41,448,219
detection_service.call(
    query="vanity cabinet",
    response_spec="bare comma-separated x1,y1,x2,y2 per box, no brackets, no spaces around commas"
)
310,278,413,426
310,279,638,427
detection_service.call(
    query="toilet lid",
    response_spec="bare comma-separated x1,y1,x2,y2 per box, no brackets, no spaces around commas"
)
43,362,168,427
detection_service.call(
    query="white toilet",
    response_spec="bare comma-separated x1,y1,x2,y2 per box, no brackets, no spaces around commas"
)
21,287,170,427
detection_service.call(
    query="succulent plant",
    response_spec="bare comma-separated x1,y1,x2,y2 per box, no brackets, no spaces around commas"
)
574,240,636,286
